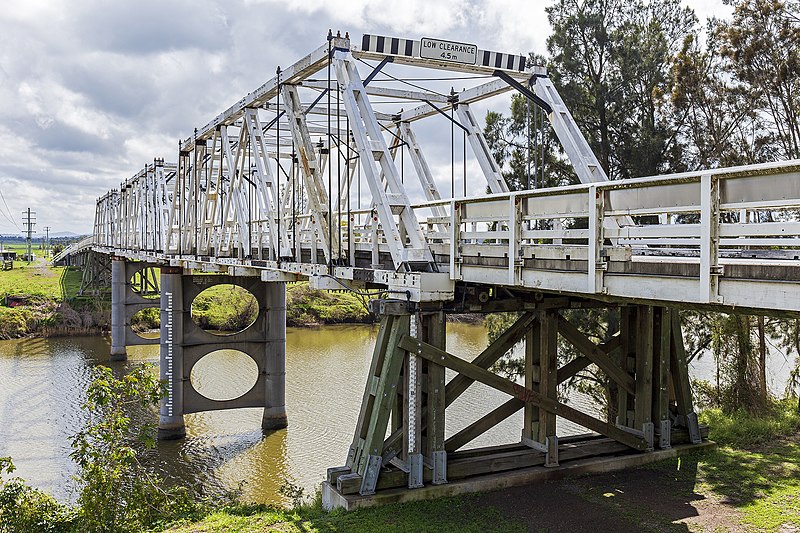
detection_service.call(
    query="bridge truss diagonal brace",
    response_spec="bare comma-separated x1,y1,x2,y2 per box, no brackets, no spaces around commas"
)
332,50,433,270
532,76,608,185
280,84,336,262
454,103,510,194
398,334,650,452
396,122,447,224
243,108,285,257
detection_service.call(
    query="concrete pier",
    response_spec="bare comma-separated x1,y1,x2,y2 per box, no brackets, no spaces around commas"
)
262,282,288,430
109,256,127,361
158,266,186,440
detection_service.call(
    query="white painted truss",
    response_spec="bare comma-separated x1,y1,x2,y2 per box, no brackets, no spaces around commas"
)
55,33,800,314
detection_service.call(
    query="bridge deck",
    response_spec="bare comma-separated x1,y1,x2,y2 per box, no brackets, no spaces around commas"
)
67,159,800,316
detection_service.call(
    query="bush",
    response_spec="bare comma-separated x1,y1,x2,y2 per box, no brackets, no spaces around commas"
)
700,398,800,448
0,457,74,532
70,365,198,532
0,308,29,339
285,284,371,326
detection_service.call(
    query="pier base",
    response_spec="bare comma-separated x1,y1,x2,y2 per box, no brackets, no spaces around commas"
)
323,437,715,511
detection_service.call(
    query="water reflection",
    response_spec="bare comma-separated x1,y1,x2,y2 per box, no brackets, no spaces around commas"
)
3,322,780,505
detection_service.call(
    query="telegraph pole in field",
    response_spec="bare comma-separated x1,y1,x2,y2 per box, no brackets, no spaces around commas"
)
22,208,36,263
43,226,51,256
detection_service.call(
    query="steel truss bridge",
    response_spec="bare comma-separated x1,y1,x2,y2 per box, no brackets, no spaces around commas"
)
56,32,800,509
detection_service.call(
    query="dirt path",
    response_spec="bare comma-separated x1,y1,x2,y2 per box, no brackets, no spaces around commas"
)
477,454,744,532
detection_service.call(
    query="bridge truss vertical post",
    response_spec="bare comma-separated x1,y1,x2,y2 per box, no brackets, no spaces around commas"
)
262,282,288,430
110,256,127,361
158,266,186,440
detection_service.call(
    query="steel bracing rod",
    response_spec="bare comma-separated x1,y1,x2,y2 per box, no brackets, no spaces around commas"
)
455,103,510,194
180,36,350,154
493,70,552,113
303,80,450,104
398,79,515,123
281,84,336,261
333,49,433,269
396,122,448,225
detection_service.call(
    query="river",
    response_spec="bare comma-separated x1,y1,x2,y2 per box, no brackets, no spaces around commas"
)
0,322,795,505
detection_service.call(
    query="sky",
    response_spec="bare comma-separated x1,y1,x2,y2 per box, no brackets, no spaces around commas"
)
0,0,731,235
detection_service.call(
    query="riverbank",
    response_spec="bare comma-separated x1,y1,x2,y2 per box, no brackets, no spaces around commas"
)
0,257,377,339
164,400,800,532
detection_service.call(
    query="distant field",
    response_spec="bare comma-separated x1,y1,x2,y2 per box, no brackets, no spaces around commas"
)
0,261,82,300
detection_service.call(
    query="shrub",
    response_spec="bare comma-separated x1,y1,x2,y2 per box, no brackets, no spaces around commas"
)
700,398,800,448
0,457,74,532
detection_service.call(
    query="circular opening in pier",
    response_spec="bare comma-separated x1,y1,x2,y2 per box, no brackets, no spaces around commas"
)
190,349,259,402
129,267,160,300
191,284,258,336
130,307,160,339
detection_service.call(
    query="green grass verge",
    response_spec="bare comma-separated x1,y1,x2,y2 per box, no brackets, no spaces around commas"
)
165,495,525,533
0,263,82,301
699,398,800,448
285,283,371,326
695,399,800,530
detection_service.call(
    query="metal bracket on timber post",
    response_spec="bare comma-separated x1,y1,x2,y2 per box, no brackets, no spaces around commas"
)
522,310,559,467
654,307,672,449
418,310,447,485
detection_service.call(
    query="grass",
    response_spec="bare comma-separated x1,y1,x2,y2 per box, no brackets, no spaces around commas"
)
165,495,525,533
161,400,800,533
695,398,800,530
285,283,371,326
0,262,82,301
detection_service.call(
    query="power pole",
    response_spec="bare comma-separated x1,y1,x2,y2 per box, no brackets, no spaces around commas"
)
43,226,51,256
22,208,36,263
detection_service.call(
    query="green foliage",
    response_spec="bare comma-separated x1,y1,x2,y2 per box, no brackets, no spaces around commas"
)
191,284,258,332
0,307,32,339
70,365,196,532
285,283,371,327
130,307,160,332
0,457,75,533
277,481,306,509
699,398,800,449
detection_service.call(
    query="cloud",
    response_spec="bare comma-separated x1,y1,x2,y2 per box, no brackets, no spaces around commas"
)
0,0,728,234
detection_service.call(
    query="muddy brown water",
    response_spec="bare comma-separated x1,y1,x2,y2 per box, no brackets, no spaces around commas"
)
0,323,792,505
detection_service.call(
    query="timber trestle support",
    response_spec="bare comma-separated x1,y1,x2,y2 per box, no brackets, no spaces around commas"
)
323,297,706,510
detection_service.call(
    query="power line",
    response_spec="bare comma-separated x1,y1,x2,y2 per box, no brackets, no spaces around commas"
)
0,185,21,231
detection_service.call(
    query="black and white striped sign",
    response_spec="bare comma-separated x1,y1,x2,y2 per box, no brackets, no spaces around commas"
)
360,34,527,72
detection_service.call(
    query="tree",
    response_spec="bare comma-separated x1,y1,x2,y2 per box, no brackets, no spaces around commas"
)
70,365,194,532
718,0,800,160
546,0,697,179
